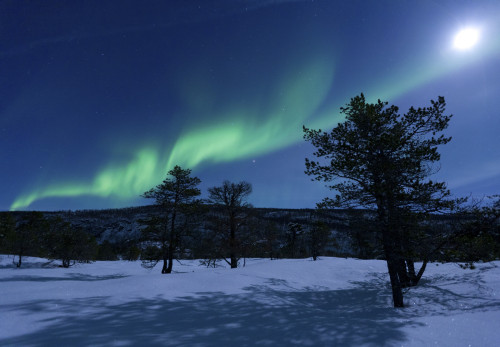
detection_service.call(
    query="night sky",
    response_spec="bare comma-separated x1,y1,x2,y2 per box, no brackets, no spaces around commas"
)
2,0,500,211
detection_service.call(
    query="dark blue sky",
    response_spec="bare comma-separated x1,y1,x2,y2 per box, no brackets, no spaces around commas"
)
2,0,500,211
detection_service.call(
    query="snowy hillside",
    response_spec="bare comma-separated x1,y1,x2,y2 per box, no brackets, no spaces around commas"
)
1,256,499,346
8,207,362,257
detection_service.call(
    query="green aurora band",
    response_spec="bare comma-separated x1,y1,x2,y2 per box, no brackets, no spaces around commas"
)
11,148,161,210
11,34,500,210
11,59,334,210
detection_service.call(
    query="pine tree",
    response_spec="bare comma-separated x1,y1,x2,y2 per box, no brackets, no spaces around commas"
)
142,166,201,274
304,94,460,307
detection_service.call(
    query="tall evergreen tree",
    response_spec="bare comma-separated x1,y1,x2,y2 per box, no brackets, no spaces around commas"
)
304,94,460,307
142,165,201,274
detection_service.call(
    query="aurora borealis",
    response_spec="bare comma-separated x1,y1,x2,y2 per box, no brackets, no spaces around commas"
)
2,0,500,211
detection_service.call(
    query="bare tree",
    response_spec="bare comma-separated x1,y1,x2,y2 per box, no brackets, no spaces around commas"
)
308,221,331,261
207,181,252,268
45,217,97,267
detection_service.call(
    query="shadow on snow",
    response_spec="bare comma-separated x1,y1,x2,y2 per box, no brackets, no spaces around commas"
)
0,273,129,282
2,278,415,347
2,267,499,346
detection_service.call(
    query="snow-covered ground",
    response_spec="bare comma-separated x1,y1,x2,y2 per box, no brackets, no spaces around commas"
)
1,256,499,346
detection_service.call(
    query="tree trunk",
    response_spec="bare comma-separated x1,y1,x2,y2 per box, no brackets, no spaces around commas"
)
16,254,22,268
62,259,70,268
163,209,177,274
386,257,404,307
230,215,237,269
411,259,428,286
406,259,417,286
161,257,168,274
397,258,411,288
384,202,405,307
382,230,404,308
404,258,428,287
167,244,174,274
165,236,174,274
161,241,170,274
166,253,173,273
230,254,237,268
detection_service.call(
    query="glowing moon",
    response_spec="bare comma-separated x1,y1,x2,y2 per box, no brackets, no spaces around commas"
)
453,27,480,50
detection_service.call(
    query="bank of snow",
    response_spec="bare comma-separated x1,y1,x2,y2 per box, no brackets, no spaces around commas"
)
1,256,499,346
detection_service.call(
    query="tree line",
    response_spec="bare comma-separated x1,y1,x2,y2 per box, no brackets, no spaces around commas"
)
0,212,98,268
0,204,337,269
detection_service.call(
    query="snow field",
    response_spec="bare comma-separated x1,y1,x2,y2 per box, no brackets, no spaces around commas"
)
1,256,499,346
